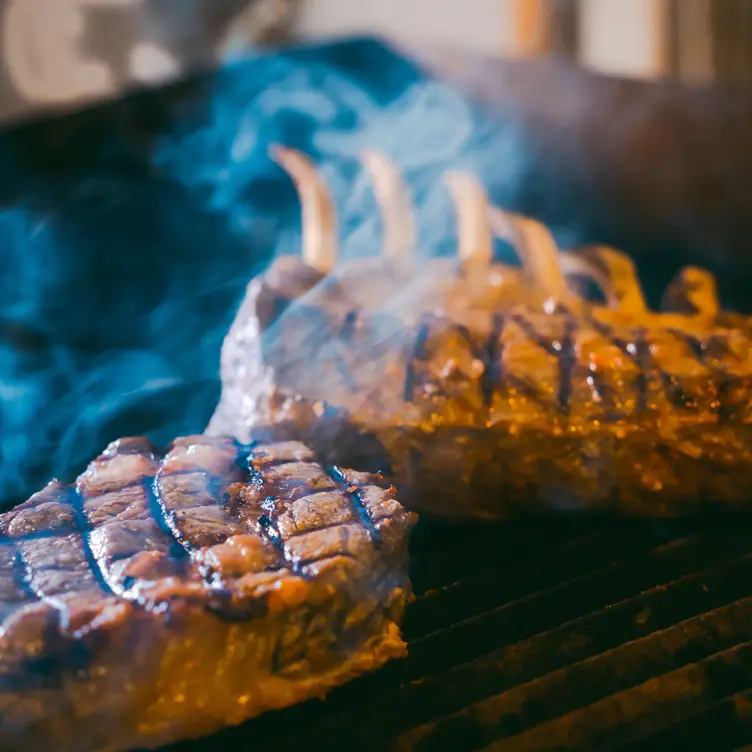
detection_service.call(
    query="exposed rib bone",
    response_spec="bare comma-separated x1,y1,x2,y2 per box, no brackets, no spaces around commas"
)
361,150,415,268
571,246,649,315
662,266,720,318
489,206,573,312
444,171,494,265
269,145,337,274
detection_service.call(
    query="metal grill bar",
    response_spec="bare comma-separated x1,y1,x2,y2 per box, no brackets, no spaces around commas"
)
392,576,752,748
162,520,752,752
477,642,752,751
612,688,752,751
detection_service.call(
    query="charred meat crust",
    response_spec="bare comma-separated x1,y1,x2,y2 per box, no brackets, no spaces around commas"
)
208,259,752,518
0,436,416,752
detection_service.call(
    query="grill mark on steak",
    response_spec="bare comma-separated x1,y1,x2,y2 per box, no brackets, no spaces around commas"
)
245,448,333,579
668,329,738,422
404,310,736,420
482,314,505,407
404,315,433,402
637,328,698,411
253,492,299,576
328,465,381,544
0,483,105,632
0,436,413,614
19,533,100,600
510,313,580,414
156,437,250,550
0,497,110,689
144,477,192,561
0,544,39,612
245,445,394,573
587,319,706,413
78,442,180,595
69,485,116,597
510,314,560,357
340,309,358,341
13,549,38,602
154,474,241,551
650,333,698,411
586,320,643,411
557,315,578,415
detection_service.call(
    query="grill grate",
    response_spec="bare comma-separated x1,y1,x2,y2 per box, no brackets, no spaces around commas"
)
163,516,752,751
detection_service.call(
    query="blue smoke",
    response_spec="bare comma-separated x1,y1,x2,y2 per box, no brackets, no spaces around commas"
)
0,38,532,508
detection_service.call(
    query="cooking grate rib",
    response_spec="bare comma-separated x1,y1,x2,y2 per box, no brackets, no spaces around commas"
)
606,688,752,752
162,518,752,752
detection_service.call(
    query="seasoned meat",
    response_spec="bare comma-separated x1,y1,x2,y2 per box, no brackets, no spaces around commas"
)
208,148,752,519
0,436,416,752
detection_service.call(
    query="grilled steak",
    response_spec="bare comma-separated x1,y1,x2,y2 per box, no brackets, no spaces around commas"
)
0,435,416,752
208,148,752,519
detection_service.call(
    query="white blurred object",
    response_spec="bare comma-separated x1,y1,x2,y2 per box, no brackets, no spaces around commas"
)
294,0,725,83
0,0,296,125
296,0,513,57
578,0,670,79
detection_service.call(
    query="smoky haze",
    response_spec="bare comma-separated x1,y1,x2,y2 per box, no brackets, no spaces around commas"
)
0,38,538,509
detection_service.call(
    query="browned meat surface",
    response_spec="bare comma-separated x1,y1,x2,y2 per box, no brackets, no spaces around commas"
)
0,436,416,752
207,149,752,519
209,260,752,518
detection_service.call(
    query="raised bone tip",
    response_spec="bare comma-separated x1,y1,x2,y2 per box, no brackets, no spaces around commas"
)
361,150,415,266
269,144,337,275
444,170,493,264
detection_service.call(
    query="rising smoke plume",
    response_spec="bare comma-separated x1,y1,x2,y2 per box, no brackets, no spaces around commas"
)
0,38,536,508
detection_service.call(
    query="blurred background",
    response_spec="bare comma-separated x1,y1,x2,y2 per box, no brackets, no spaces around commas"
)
2,0,752,128
298,0,752,84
